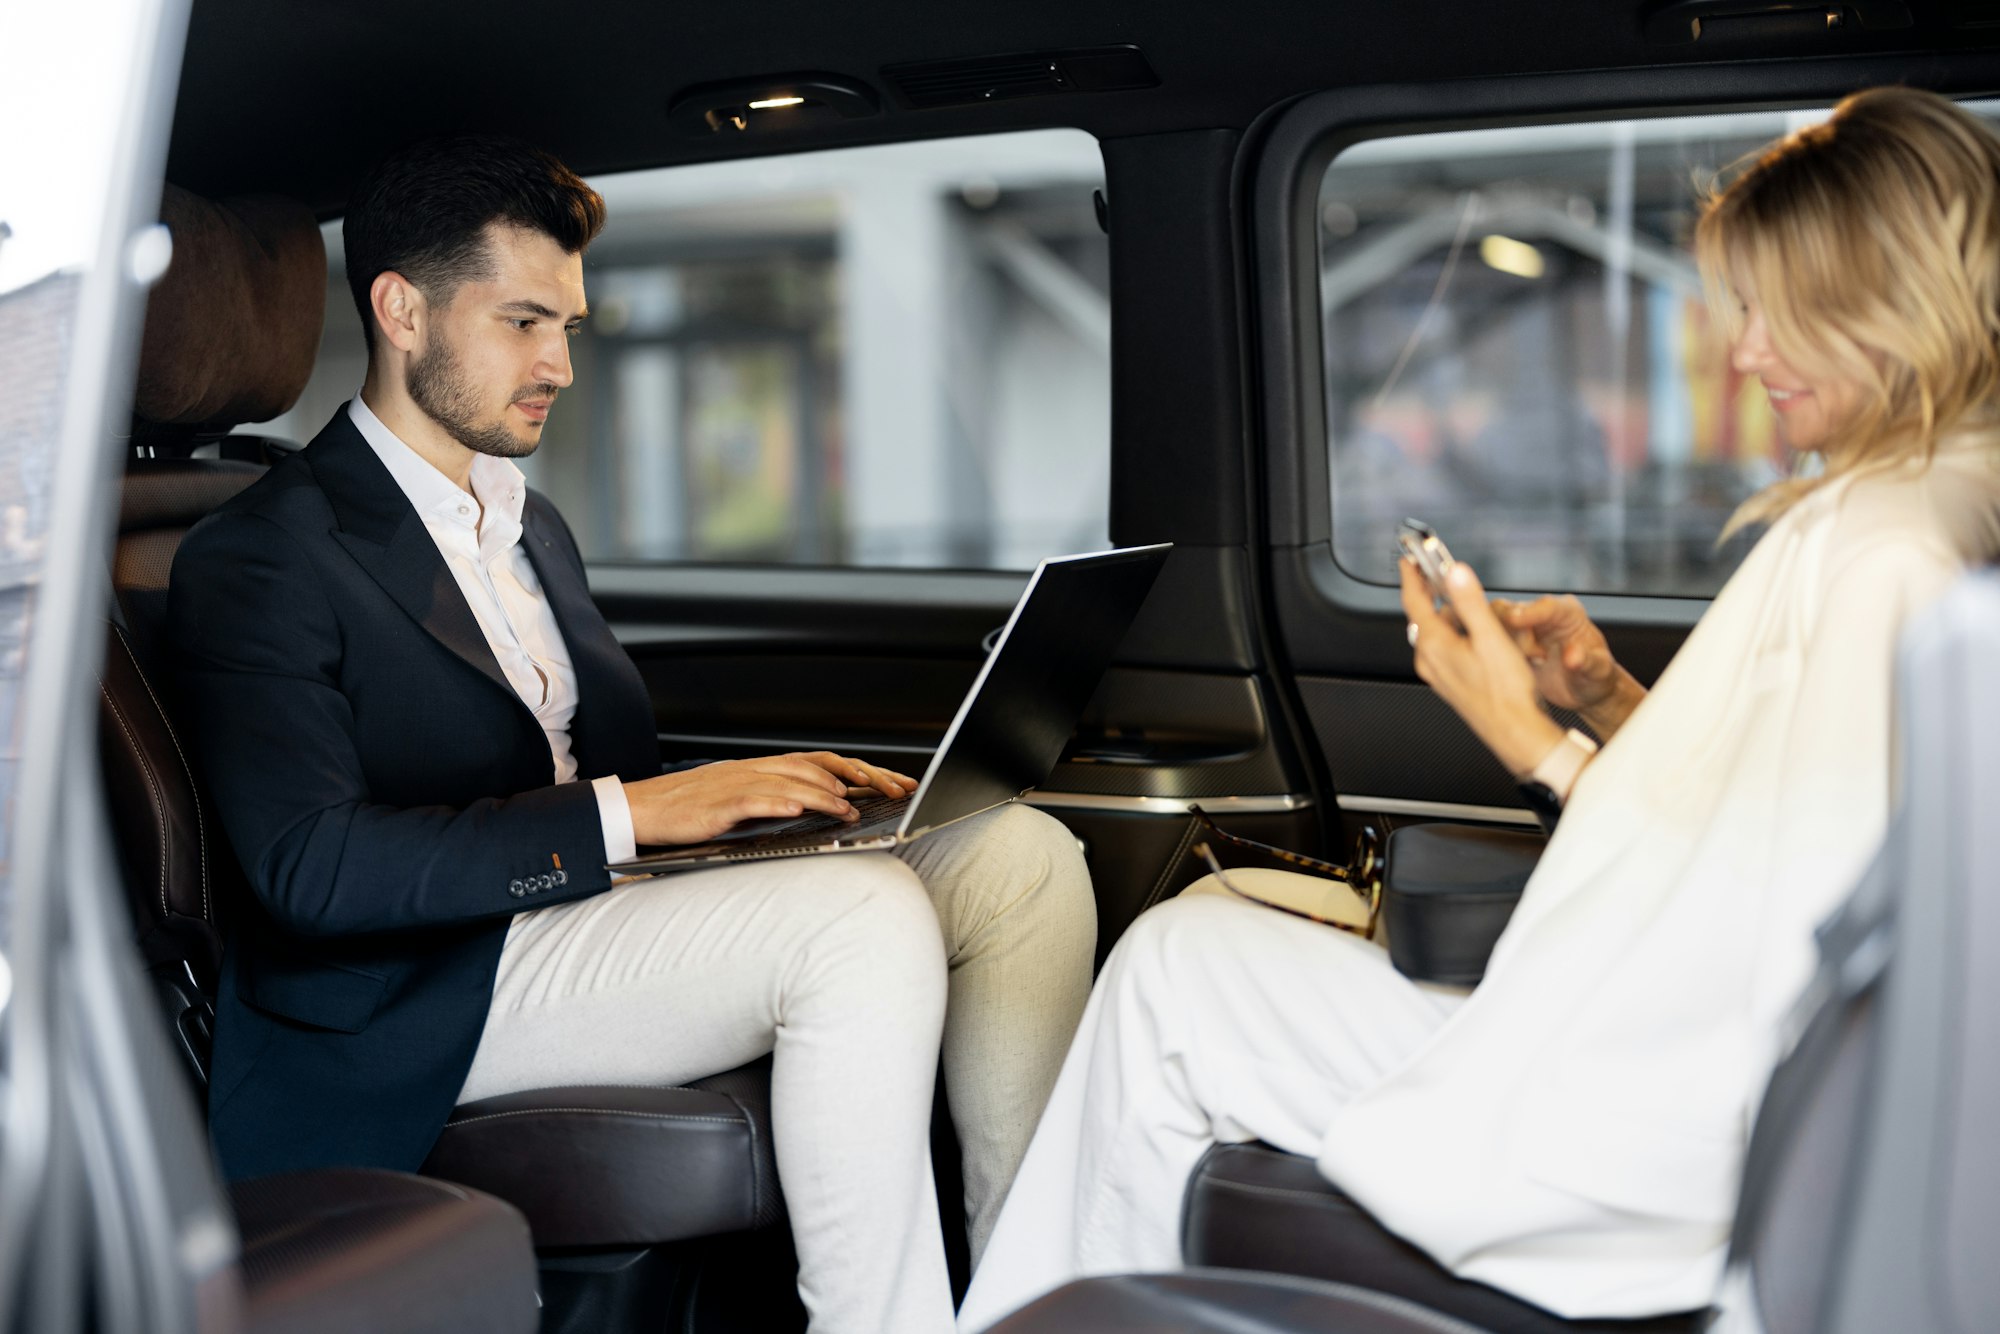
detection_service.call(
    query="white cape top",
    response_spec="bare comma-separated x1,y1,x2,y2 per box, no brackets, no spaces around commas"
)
1318,439,2000,1319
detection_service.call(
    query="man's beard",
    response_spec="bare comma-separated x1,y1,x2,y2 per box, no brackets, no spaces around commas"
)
406,335,553,460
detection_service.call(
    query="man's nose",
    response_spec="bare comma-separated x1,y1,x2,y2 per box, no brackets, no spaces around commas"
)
539,333,575,389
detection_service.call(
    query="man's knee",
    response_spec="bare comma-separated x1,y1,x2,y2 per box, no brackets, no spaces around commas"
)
809,855,947,988
953,803,1096,929
815,854,937,934
1008,803,1090,875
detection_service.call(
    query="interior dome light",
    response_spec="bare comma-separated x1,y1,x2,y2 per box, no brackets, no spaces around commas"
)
667,74,880,136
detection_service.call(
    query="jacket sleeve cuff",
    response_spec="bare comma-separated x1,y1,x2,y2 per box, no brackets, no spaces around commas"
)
591,774,637,866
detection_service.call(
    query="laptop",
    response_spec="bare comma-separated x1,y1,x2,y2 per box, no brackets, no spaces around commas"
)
608,543,1172,874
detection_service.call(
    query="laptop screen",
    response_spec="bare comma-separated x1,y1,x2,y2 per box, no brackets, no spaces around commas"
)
898,544,1171,836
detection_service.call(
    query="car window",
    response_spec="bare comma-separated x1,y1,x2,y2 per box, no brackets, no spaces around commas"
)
265,129,1110,572
1316,99,2000,598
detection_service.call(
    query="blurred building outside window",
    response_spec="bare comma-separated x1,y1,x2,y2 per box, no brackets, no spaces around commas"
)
1316,101,2000,599
260,129,1111,572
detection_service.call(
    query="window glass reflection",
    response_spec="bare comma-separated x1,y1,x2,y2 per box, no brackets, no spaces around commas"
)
1312,107,2000,596
0,272,73,951
261,130,1110,572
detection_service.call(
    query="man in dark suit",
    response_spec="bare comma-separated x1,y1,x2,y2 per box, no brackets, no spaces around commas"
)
169,136,1096,1334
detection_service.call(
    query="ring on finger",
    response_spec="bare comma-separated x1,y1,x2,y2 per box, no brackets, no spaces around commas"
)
1406,622,1420,647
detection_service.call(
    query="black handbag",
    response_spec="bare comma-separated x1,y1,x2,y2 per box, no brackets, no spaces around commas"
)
1187,807,1543,986
1380,823,1544,986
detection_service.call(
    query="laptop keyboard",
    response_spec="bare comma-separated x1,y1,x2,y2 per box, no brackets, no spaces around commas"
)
724,790,912,851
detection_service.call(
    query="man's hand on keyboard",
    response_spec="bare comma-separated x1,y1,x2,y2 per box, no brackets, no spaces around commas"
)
623,752,920,847
802,751,921,802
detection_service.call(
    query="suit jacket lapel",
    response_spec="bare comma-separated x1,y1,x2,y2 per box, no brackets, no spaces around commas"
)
518,503,602,671
306,412,518,702
520,501,658,781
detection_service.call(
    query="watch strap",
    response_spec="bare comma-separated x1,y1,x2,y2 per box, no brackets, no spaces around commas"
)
1528,728,1599,804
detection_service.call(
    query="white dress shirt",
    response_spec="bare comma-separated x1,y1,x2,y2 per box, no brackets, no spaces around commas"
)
348,397,636,864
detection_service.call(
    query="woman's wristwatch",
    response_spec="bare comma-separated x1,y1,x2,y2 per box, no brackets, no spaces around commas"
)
1516,728,1599,833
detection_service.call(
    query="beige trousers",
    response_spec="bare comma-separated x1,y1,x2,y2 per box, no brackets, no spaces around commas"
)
458,802,1096,1334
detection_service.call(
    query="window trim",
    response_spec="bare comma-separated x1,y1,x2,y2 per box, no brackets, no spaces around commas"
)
1247,55,2000,630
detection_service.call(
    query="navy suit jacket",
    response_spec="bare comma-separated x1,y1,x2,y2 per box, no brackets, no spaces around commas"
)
169,409,660,1180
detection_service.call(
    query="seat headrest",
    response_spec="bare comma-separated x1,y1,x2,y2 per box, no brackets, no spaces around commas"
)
134,185,326,429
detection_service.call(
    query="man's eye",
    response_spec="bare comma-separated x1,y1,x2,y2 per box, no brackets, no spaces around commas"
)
511,319,535,332
565,324,582,338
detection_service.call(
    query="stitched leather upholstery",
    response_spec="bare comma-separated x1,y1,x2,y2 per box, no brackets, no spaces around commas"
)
987,1270,1494,1333
99,461,263,966
99,618,233,980
229,1169,538,1334
100,461,269,1078
1182,1144,1706,1334
424,1057,783,1247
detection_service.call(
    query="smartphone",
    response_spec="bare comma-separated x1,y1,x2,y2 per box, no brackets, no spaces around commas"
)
1395,518,1456,600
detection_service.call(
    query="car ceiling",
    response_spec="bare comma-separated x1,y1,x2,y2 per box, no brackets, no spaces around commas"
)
167,0,1997,213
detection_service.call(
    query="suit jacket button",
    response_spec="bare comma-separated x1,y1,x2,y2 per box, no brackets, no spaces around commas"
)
554,869,568,886
509,879,526,897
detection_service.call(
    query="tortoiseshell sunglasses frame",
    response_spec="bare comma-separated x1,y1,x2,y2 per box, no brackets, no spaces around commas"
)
1187,804,1383,937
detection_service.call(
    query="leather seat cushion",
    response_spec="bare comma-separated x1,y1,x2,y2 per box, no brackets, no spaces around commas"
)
1183,1144,1707,1334
229,1168,537,1334
986,1270,1494,1333
422,1056,781,1249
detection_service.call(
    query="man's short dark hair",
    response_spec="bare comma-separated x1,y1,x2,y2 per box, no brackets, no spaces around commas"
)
342,135,606,350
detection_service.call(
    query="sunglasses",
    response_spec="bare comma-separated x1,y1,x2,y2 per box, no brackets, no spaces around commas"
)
1188,804,1383,937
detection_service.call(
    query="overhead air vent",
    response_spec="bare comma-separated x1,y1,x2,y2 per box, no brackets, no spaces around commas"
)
1946,0,2000,27
1641,0,1911,44
882,46,1158,110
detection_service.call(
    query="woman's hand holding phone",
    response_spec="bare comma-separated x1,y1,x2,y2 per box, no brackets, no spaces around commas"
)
1490,595,1647,741
1399,558,1563,779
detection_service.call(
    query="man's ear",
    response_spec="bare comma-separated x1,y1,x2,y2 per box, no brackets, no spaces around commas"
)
368,271,425,354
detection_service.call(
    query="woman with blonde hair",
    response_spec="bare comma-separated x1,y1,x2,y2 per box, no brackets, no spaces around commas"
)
959,85,2000,1330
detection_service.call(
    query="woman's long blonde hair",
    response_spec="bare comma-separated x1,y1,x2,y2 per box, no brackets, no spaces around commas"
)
1697,86,2000,534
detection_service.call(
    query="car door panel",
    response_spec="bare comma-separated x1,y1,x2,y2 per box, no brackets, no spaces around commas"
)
591,548,1314,956
1272,551,1691,821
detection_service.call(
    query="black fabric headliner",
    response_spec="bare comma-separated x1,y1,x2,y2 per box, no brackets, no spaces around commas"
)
166,0,1989,212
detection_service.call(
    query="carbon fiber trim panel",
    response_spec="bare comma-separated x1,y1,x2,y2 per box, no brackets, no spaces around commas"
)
1047,669,1295,797
1300,677,1588,811
1038,750,1291,797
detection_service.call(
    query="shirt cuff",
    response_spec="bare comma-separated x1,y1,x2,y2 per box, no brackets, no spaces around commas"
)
591,774,637,867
